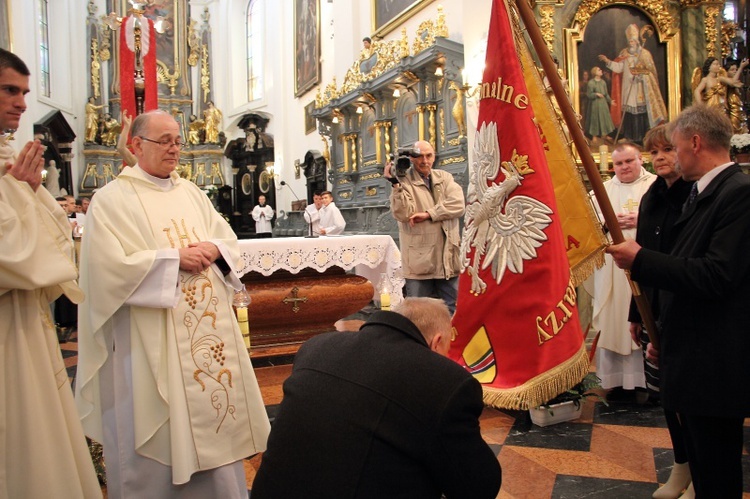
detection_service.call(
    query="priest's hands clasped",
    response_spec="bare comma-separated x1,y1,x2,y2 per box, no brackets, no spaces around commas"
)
7,139,45,191
178,241,221,273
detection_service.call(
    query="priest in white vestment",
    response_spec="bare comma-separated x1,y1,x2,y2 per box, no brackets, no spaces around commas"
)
251,194,274,237
318,190,346,235
75,110,270,498
586,142,655,391
0,49,102,498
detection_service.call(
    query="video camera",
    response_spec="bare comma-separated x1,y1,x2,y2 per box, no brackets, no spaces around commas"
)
389,146,422,177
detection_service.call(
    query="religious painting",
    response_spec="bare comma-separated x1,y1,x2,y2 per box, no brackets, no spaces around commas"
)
565,3,680,150
0,0,10,50
295,0,320,97
304,100,316,135
372,0,434,38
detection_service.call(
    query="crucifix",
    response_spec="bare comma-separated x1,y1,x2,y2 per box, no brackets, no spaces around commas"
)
282,287,308,313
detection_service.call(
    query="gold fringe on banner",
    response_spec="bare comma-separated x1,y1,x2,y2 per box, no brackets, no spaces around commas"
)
482,344,590,410
570,244,606,287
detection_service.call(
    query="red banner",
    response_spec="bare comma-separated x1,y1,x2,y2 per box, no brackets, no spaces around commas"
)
119,15,159,120
449,0,588,410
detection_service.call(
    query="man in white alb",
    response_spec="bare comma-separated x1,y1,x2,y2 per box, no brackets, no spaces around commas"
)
586,142,655,397
75,110,270,498
318,190,346,235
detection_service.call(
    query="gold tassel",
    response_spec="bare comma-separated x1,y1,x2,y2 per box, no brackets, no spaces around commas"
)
481,345,590,410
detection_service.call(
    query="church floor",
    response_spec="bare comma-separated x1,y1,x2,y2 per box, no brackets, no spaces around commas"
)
60,322,750,498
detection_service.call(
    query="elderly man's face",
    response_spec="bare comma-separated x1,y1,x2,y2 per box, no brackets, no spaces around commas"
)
134,113,182,179
611,146,642,184
0,68,29,131
670,129,700,181
411,141,435,177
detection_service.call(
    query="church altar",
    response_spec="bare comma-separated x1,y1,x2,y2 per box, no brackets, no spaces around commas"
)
237,235,404,353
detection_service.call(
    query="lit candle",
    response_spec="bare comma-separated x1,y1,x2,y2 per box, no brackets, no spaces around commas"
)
380,292,391,311
236,307,251,349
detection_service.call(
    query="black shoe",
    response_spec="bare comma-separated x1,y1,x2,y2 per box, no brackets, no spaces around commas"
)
606,387,636,402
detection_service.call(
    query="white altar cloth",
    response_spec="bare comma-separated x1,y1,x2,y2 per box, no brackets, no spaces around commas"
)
238,235,405,303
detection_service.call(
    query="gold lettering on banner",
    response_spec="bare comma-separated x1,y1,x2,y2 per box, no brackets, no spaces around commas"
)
536,280,577,345
480,76,529,110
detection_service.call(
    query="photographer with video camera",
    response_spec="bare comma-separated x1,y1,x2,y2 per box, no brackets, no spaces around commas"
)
385,140,465,313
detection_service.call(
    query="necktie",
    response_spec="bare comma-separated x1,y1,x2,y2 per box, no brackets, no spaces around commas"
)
683,183,698,213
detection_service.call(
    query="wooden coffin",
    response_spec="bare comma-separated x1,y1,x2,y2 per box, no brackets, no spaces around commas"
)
241,267,373,353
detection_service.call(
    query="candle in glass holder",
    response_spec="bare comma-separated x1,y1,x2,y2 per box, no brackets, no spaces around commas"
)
599,144,609,173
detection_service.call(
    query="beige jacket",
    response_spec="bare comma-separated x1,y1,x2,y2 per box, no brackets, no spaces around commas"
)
390,167,465,279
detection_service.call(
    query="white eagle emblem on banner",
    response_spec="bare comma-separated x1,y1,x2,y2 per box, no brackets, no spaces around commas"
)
461,121,553,295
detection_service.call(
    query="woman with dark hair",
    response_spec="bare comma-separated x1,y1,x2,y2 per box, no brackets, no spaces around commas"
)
628,124,694,499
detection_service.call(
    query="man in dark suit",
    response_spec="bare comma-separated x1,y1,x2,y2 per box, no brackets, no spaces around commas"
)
251,297,502,499
608,105,750,498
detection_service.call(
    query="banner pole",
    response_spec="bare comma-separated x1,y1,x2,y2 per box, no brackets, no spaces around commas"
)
513,0,660,350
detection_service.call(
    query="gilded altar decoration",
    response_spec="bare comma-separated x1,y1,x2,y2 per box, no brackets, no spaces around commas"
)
722,21,738,59
187,19,200,66
439,108,446,148
91,39,102,99
315,10,449,109
539,5,555,52
705,6,720,58
201,45,211,102
573,0,677,39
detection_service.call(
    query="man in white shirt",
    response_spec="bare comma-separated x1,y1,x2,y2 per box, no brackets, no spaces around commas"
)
318,190,346,235
303,190,323,236
251,194,274,238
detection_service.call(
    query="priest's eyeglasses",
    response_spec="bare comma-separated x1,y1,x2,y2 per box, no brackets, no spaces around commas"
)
139,136,184,149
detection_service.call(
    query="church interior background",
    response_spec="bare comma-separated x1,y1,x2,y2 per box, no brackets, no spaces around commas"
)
2,0,747,240
4,0,750,495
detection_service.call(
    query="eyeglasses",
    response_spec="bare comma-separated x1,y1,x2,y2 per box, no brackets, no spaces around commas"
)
139,136,184,149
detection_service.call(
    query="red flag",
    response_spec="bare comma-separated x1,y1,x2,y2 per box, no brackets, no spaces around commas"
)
119,15,159,119
449,0,588,410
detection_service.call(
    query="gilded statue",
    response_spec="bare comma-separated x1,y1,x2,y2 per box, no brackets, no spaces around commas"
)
726,59,749,133
448,81,467,137
100,113,121,147
188,114,206,145
85,97,103,143
203,101,222,144
692,57,748,133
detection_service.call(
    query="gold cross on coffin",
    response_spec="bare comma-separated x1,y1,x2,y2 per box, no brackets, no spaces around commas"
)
282,287,308,313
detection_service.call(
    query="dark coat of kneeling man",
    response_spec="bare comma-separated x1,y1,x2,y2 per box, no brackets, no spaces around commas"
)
251,297,502,499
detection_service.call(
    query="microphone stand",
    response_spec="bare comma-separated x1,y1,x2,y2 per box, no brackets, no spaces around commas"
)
304,206,318,238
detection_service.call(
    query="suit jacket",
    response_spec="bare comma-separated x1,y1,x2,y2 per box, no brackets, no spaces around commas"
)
251,311,501,499
631,165,750,417
627,176,693,324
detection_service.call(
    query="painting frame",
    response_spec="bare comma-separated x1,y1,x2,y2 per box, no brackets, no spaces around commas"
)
294,0,321,98
304,100,317,135
564,2,681,148
371,0,434,38
0,0,11,51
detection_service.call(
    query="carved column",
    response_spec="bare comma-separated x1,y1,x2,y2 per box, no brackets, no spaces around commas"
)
427,104,437,145
417,105,426,141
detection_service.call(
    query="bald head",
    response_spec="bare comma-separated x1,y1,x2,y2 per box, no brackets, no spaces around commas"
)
410,141,436,177
130,110,182,179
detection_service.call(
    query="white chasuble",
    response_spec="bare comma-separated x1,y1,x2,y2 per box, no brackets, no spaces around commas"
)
76,167,269,487
589,168,655,356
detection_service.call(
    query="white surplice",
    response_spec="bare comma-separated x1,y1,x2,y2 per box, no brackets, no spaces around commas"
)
75,165,269,497
0,139,101,498
251,203,274,234
587,168,655,389
319,201,346,235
